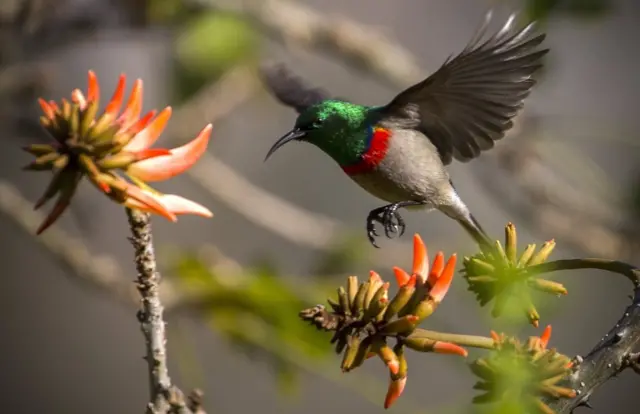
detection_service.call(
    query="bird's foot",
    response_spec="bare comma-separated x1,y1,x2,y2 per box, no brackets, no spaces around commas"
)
366,201,426,247
366,201,425,247
366,204,406,247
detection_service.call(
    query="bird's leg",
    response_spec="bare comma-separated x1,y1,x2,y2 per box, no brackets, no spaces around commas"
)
366,201,425,248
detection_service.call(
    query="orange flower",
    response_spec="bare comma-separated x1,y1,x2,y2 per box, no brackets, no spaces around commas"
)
392,234,456,305
27,70,213,234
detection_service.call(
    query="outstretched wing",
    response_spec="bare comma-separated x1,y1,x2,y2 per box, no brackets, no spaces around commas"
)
378,12,549,165
260,62,332,113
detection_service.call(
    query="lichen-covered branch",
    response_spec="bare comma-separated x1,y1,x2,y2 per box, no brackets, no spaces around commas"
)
126,208,201,414
547,285,640,412
126,208,173,412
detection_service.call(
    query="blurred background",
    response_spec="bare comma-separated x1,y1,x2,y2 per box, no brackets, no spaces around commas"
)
0,0,639,413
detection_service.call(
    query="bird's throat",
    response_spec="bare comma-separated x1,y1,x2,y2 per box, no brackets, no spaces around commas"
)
341,126,392,175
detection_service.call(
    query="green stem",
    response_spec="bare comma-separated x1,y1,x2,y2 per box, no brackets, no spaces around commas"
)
527,259,640,285
410,329,495,350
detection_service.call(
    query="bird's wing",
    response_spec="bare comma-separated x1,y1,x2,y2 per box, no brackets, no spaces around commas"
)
378,12,549,165
260,63,333,113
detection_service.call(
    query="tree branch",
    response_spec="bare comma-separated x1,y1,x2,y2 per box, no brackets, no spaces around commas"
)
547,285,640,412
527,258,640,412
126,210,207,414
126,208,174,413
192,0,423,88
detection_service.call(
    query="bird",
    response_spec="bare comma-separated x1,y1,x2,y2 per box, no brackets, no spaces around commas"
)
261,11,549,249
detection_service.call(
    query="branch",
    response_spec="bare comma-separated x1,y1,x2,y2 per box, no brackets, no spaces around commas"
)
192,0,423,88
126,208,202,414
524,258,640,412
126,208,173,412
546,285,640,412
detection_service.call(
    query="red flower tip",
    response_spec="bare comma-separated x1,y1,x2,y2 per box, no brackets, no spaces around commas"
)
126,110,157,136
412,233,428,282
426,251,444,287
429,254,456,303
384,376,407,409
490,330,501,343
38,98,55,119
406,315,419,323
133,148,172,161
118,78,143,130
539,325,552,349
393,266,411,287
387,359,399,376
87,70,99,103
433,341,468,357
124,106,172,152
369,270,382,284
105,74,126,116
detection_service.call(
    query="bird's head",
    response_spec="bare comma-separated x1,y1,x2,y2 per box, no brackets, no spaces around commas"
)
265,100,372,164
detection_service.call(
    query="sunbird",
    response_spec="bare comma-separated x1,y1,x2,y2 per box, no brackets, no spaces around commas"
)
262,12,548,248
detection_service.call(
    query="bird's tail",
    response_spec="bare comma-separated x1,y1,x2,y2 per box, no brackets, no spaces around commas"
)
457,213,493,252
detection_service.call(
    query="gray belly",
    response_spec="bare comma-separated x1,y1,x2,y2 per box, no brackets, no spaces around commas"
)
347,129,452,210
348,171,419,204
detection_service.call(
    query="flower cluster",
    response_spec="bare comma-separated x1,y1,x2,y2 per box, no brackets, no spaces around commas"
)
300,234,466,409
462,223,568,327
24,70,213,234
470,325,576,414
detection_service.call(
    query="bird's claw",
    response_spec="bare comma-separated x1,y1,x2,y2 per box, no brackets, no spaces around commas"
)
366,204,406,248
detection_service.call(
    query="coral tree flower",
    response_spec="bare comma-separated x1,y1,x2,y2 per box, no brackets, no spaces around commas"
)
462,223,568,327
470,325,576,414
25,70,213,234
299,234,466,410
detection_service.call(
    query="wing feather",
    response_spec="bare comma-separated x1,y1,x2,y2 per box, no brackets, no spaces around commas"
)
379,12,548,164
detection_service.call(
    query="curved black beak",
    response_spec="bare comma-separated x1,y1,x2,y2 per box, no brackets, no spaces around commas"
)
264,128,307,161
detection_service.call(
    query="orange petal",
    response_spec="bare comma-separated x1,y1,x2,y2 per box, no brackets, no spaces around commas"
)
155,194,213,218
127,124,212,182
393,266,411,287
48,100,60,113
412,234,428,283
71,89,87,109
433,341,468,357
132,148,172,161
429,254,456,303
38,98,54,119
490,330,501,343
105,74,126,116
426,252,445,287
123,107,172,152
87,70,99,103
122,183,177,222
118,78,143,130
125,110,157,137
384,376,406,409
539,325,552,349
369,270,382,284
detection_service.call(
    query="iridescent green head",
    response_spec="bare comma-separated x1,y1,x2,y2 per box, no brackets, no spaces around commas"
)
265,100,374,165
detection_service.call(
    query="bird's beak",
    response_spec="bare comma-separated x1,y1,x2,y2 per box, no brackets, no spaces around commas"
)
264,128,307,161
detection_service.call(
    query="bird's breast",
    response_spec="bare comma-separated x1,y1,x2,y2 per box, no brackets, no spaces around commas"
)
345,129,452,208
